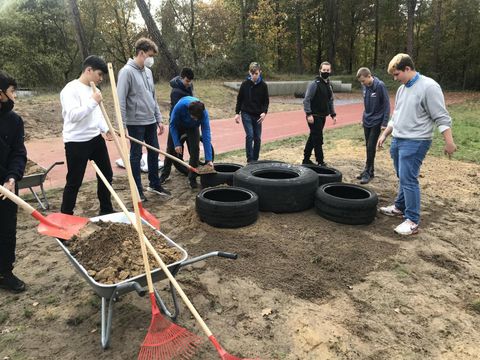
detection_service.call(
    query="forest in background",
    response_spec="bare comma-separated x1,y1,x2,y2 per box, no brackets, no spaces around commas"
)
0,0,479,90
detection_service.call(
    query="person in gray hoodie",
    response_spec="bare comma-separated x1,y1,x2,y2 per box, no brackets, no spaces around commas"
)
377,53,457,236
117,38,170,201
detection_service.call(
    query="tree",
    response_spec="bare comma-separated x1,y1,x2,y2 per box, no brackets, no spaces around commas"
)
67,0,90,59
406,0,417,55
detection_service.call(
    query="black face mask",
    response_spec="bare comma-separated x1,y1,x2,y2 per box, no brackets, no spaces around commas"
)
0,93,14,114
320,72,330,80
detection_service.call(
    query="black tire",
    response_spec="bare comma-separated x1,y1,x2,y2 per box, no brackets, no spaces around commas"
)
200,163,243,188
196,187,259,228
174,134,215,175
247,160,285,165
233,162,318,213
314,183,378,225
300,164,342,186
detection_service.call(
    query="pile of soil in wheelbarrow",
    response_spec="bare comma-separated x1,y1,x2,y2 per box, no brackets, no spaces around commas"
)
67,221,183,284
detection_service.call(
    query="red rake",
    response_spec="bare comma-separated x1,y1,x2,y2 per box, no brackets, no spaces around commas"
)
107,64,202,360
91,82,160,230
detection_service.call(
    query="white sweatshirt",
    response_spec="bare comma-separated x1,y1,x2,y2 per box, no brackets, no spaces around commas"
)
60,79,109,142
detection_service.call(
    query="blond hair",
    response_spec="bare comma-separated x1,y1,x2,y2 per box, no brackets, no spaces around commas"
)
387,53,415,74
356,67,371,78
249,62,261,73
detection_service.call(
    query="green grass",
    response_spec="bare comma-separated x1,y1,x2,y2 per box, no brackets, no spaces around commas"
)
470,299,480,314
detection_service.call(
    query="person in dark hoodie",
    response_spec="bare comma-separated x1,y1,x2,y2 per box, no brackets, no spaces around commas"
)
234,62,269,163
0,71,27,293
356,67,390,184
159,67,195,184
302,61,337,166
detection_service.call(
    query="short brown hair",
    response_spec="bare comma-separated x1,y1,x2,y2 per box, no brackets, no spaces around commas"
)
387,53,415,74
249,62,261,73
320,61,331,70
134,38,158,55
356,67,371,79
188,101,205,119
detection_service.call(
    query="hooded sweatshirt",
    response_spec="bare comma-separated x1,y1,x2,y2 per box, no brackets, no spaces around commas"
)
235,75,269,116
0,107,26,183
117,58,162,126
170,76,194,112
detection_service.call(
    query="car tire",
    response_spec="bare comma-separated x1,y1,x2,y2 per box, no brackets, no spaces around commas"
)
195,187,259,228
314,182,378,225
200,163,243,188
173,134,215,175
300,164,342,186
233,162,318,213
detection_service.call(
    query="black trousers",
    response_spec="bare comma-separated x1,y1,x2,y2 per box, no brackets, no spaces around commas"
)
61,135,113,215
0,189,17,274
363,124,382,173
303,115,326,164
162,127,200,181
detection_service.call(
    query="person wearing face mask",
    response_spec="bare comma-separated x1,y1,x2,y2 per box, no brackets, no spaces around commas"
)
117,38,170,201
234,62,269,163
0,71,27,293
302,61,337,167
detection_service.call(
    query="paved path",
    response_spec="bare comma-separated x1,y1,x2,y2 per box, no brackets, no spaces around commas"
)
25,102,367,190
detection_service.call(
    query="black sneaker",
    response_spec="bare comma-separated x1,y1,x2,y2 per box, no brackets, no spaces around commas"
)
139,193,148,202
189,179,198,189
318,162,328,167
356,170,367,180
0,272,26,293
360,173,371,184
98,208,115,216
302,159,314,165
159,176,169,185
147,185,171,196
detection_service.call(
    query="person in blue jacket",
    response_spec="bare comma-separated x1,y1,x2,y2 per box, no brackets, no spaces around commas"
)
169,96,213,188
356,67,390,184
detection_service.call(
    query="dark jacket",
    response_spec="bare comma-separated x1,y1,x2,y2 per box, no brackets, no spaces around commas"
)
0,109,27,183
362,77,390,128
303,76,336,117
235,76,269,116
169,76,194,114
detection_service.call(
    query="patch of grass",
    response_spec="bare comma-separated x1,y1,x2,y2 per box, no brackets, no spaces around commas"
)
392,264,411,278
469,299,480,314
429,101,480,164
44,295,60,305
0,310,8,324
23,307,34,319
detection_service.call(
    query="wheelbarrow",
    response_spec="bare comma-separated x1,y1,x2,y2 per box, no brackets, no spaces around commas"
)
18,161,64,210
56,211,237,349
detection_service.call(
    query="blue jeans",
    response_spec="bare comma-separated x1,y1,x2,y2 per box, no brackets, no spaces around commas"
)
241,112,262,162
390,137,431,224
127,123,160,194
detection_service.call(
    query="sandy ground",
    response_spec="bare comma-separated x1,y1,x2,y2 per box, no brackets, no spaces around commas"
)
1,131,479,359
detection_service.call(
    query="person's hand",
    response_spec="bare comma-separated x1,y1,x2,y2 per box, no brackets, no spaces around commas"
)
444,141,457,159
157,123,165,135
377,134,386,149
258,113,266,124
175,146,183,155
104,131,113,141
331,115,337,125
1,178,15,199
92,90,102,104
234,114,241,124
306,115,314,124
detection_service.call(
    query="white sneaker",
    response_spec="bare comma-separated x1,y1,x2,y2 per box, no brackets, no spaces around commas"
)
379,204,404,217
394,219,419,236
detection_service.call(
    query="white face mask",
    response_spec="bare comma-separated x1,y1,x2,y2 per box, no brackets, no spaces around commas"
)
144,56,154,68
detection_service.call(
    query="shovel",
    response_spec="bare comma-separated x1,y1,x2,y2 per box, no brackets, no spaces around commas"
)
91,83,160,229
118,129,217,175
0,185,93,240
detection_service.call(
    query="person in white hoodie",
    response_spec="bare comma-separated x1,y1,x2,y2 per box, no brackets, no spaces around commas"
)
60,55,114,216
117,38,170,201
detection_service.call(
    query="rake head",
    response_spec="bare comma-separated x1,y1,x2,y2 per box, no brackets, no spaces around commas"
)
138,294,203,360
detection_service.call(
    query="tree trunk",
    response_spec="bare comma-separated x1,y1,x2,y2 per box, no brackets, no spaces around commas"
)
135,0,179,77
406,0,417,55
189,0,199,67
67,0,90,59
295,5,304,74
326,0,338,67
373,0,379,69
432,0,442,75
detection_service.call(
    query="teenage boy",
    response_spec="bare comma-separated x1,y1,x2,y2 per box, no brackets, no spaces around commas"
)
356,67,390,184
169,96,213,189
160,67,195,184
377,53,457,235
60,55,114,216
0,71,27,292
302,61,337,166
117,38,170,201
234,62,269,163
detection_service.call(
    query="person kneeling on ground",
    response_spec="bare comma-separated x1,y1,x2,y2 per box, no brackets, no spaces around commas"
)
0,71,27,293
169,96,214,189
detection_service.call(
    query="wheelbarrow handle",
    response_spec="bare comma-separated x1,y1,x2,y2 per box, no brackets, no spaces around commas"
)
217,252,238,260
